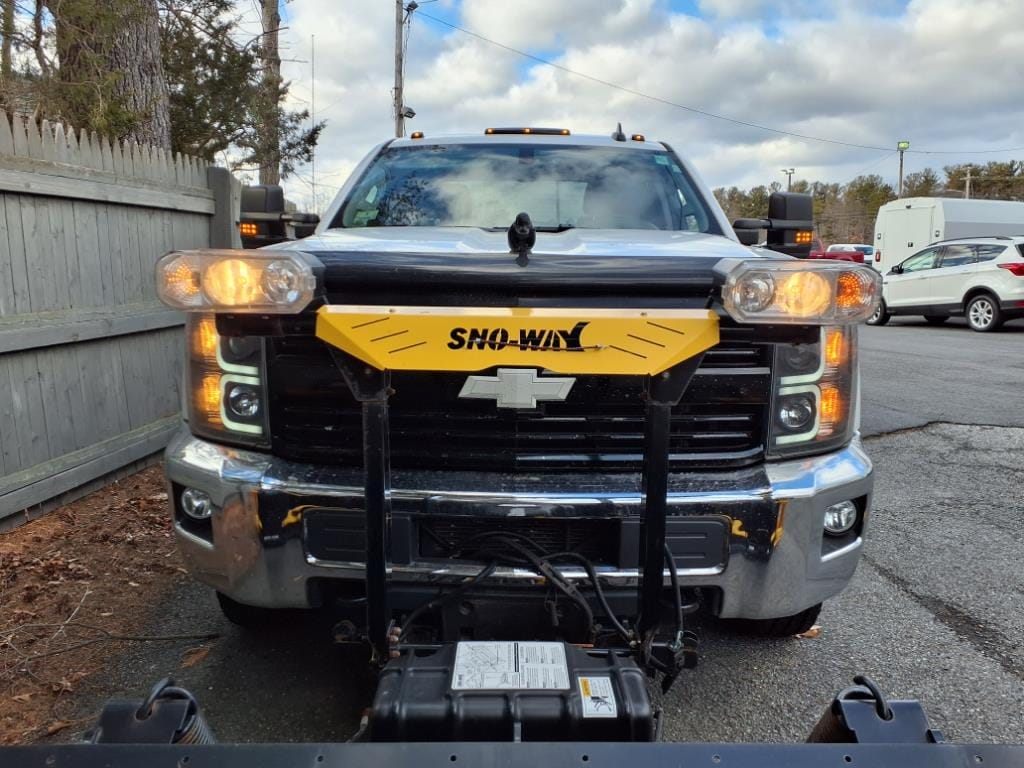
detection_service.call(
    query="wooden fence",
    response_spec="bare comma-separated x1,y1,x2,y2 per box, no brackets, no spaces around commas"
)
0,114,240,527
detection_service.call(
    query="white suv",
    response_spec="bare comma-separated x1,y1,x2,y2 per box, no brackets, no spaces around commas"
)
867,236,1024,332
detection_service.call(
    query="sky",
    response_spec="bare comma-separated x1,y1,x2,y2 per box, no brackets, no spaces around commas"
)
260,0,1024,212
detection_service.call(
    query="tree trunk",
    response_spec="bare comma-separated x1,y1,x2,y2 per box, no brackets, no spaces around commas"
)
1,0,14,83
259,0,281,185
109,0,171,147
51,0,171,148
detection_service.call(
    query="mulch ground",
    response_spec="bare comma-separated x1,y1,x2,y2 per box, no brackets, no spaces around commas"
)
0,466,202,744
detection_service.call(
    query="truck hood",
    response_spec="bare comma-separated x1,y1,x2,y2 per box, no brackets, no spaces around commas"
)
269,227,770,300
274,226,754,260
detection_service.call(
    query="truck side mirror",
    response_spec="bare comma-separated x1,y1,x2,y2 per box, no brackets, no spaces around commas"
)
731,193,814,258
283,211,320,240
283,212,320,225
765,192,814,259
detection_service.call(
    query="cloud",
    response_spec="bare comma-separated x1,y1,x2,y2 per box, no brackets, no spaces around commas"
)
279,0,1024,211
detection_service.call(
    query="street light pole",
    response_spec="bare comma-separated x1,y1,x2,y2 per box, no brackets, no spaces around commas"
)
897,140,910,197
781,167,795,191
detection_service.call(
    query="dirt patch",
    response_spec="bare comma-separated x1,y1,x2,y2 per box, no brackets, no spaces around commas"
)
0,466,201,744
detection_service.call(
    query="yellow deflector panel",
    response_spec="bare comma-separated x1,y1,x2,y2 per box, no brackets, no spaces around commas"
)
315,306,720,375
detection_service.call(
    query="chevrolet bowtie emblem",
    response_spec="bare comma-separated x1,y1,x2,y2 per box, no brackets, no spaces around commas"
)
459,368,575,409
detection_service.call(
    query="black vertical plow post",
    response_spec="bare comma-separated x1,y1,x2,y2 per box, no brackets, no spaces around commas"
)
636,355,705,641
330,350,393,662
362,395,391,659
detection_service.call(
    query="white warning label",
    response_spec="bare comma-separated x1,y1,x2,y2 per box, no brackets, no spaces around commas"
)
451,642,570,690
578,676,618,718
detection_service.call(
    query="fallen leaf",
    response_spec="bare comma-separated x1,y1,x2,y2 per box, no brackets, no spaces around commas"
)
12,693,32,703
148,493,169,502
181,646,211,668
796,625,822,639
45,720,72,736
127,581,140,587
100,612,113,617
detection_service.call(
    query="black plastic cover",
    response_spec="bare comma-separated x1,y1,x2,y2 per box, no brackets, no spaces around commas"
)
370,643,654,742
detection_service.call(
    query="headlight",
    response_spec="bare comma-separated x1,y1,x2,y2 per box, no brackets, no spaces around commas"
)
185,314,268,446
719,260,880,324
769,326,857,458
157,249,317,313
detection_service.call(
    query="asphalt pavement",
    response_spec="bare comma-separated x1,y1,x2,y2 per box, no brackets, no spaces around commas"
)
859,316,1024,435
64,319,1024,744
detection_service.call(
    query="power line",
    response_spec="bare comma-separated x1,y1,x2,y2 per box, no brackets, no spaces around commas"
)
846,151,898,180
416,11,1024,157
415,12,888,151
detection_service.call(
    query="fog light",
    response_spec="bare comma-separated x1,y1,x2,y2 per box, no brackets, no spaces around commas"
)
226,383,261,418
779,394,815,431
824,500,858,535
181,488,213,520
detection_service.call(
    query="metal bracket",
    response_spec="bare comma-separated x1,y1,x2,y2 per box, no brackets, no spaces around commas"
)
809,676,946,744
636,354,705,641
330,349,393,662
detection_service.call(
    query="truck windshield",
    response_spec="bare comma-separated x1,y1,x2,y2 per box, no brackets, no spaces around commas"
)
334,144,718,233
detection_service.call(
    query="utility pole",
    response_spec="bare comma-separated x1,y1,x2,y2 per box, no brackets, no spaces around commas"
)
965,167,972,200
260,0,282,185
897,140,910,198
311,34,317,210
393,0,405,138
781,168,795,191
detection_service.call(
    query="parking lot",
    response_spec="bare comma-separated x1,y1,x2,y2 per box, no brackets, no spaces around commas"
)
51,319,1024,744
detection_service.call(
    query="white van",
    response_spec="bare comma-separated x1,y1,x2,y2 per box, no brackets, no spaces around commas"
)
872,198,1024,272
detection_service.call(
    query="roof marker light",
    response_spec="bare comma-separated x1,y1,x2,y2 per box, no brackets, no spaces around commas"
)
483,128,571,136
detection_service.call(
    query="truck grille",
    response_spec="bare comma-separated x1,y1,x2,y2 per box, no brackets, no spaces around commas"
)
266,326,771,471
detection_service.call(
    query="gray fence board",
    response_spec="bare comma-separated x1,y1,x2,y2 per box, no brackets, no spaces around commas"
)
0,416,180,519
3,193,28,314
11,351,50,469
74,200,105,310
0,166,215,214
0,360,14,474
0,193,11,316
37,348,76,464
0,113,238,524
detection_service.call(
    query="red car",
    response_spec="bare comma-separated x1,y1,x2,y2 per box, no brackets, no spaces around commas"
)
808,243,871,263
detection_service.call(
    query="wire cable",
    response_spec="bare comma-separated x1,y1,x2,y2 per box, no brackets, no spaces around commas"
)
399,561,499,634
544,551,632,643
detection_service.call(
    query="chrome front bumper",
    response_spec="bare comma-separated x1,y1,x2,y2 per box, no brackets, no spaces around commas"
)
164,428,873,620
